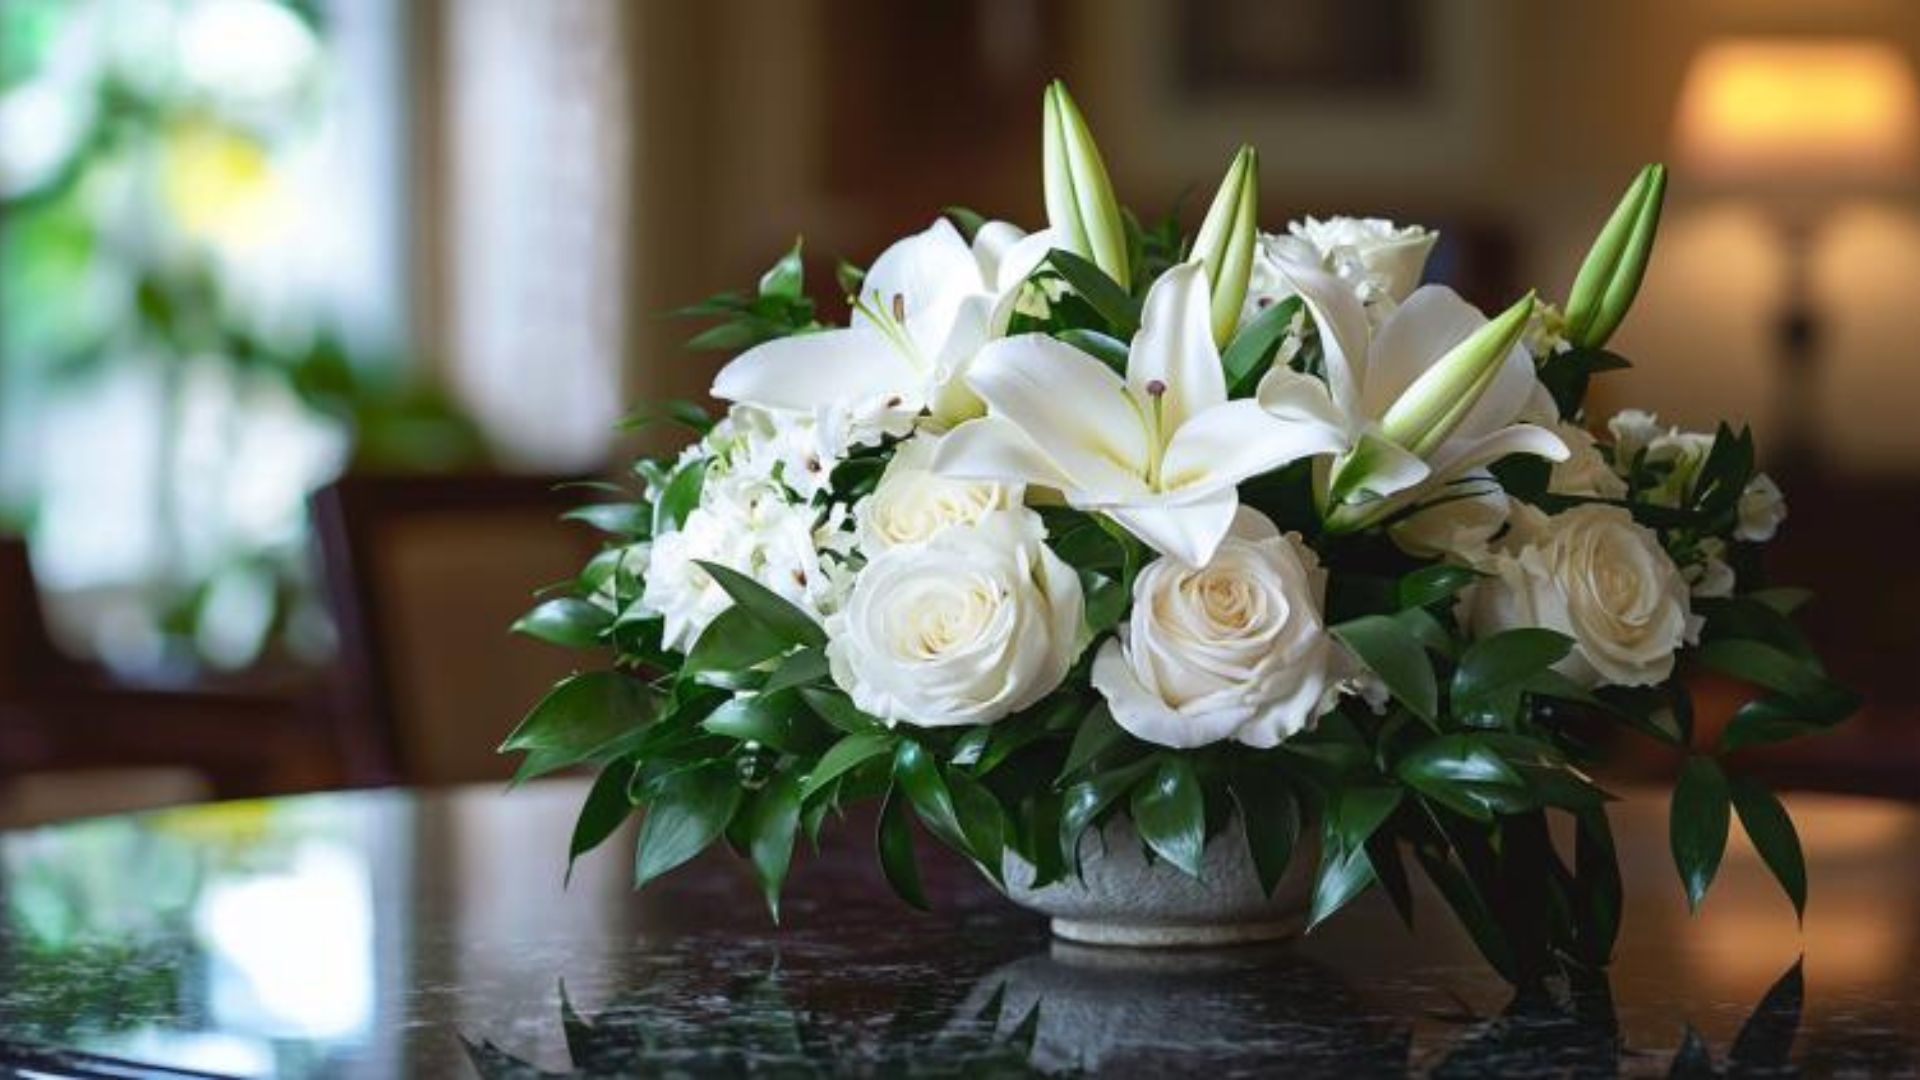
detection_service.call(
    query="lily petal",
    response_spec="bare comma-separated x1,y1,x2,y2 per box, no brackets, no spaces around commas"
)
1105,488,1238,567
1255,365,1354,440
1129,262,1225,432
712,326,916,411
1327,429,1431,506
1160,400,1345,494
965,334,1152,498
1362,286,1485,420
1273,255,1370,416
932,414,1075,492
975,223,1054,296
1425,422,1570,485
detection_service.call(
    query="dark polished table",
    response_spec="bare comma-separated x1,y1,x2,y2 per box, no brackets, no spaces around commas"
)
0,781,1914,1078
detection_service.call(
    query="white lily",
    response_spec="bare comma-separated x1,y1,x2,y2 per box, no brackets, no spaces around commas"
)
1254,257,1568,532
711,217,1053,426
934,263,1344,566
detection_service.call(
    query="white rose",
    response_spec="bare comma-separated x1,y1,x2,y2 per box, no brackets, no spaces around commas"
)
1239,216,1437,330
1736,473,1786,542
1092,509,1335,749
855,434,1022,555
1548,421,1628,499
1390,477,1510,561
826,509,1083,728
1462,504,1697,688
1290,215,1438,306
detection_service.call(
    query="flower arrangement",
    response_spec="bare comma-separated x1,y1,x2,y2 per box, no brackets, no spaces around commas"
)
504,82,1854,982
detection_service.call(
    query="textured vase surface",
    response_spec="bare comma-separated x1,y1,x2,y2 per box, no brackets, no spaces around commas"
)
1000,815,1317,947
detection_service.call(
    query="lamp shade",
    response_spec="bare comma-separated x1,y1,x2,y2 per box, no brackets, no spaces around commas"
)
1674,38,1920,189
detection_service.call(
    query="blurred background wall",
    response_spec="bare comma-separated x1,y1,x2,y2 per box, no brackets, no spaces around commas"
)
0,0,1916,804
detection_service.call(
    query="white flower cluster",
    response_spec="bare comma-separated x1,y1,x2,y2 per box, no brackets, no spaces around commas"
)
639,404,889,652
632,187,1789,753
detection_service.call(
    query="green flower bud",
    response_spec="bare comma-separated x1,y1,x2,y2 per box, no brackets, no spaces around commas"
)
1380,292,1537,457
1042,80,1130,288
1190,145,1259,347
1565,163,1667,348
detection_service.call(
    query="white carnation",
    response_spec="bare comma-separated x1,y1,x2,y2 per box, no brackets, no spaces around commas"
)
1091,509,1335,749
1736,473,1786,542
826,510,1083,728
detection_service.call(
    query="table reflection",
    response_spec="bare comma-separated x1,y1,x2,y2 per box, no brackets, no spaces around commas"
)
0,782,1912,1077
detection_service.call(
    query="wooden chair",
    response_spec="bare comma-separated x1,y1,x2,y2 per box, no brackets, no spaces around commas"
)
310,473,602,787
0,537,321,825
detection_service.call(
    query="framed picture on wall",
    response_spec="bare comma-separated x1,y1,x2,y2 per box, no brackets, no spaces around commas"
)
1075,0,1503,195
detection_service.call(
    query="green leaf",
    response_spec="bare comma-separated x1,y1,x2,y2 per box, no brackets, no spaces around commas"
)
513,597,612,649
1572,805,1623,966
1670,756,1731,913
948,770,1010,881
760,647,830,695
1536,346,1631,418
616,399,713,434
739,772,803,920
1055,329,1129,373
568,761,636,879
1412,842,1518,981
893,740,965,851
1395,564,1484,611
877,786,929,910
682,606,792,681
1451,629,1574,712
1059,758,1156,866
694,560,828,648
1058,702,1127,780
563,502,652,538
758,238,805,300
943,205,988,239
1129,757,1205,877
1229,765,1299,897
801,730,895,802
1719,695,1842,752
652,461,706,536
1309,843,1375,931
1748,587,1813,616
835,258,865,298
1396,735,1532,821
1222,295,1302,396
700,691,825,755
635,762,743,887
798,687,886,734
500,672,655,783
1078,569,1127,636
1333,614,1438,723
1046,249,1141,337
1696,639,1858,720
1730,776,1807,921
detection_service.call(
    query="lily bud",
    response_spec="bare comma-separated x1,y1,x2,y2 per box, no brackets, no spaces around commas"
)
1380,292,1537,457
1564,164,1667,348
1190,145,1259,346
1042,80,1130,288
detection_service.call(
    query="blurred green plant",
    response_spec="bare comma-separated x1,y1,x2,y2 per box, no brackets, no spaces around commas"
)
0,0,487,673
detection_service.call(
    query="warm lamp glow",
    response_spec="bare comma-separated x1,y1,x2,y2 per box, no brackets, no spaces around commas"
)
1674,39,1920,187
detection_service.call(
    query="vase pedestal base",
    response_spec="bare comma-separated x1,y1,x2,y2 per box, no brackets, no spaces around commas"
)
1049,914,1305,949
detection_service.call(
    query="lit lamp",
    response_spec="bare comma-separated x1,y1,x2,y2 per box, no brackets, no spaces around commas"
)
1673,38,1920,469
